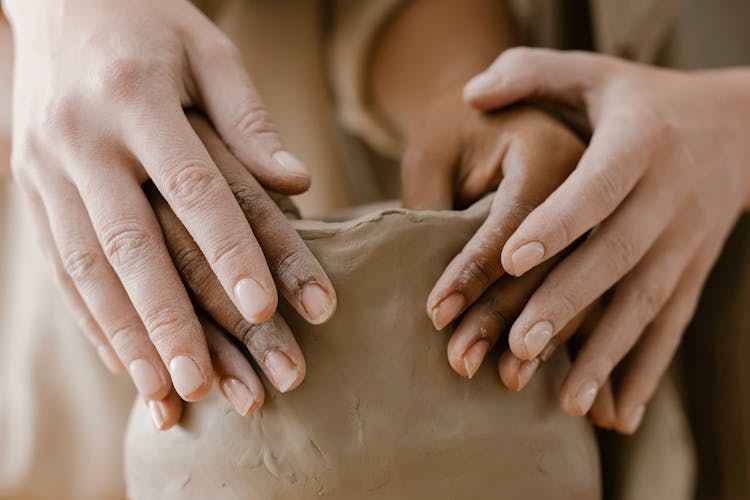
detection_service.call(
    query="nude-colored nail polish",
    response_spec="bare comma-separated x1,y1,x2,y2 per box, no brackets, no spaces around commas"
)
148,400,167,431
624,405,645,434
264,350,299,393
516,358,541,390
169,355,204,397
463,340,490,379
574,380,599,414
523,321,553,359
300,282,333,324
235,278,274,324
128,359,164,397
273,150,309,177
98,344,124,374
510,241,545,276
431,293,466,330
222,378,256,416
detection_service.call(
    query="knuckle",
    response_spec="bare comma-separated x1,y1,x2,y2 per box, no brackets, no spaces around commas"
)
40,94,83,137
556,286,583,321
274,247,308,288
105,321,137,350
457,251,500,291
207,238,246,269
143,306,197,344
203,34,242,66
60,246,101,283
100,219,154,269
161,161,222,211
93,57,152,100
603,232,637,276
228,182,266,218
172,245,213,293
231,104,278,140
629,282,669,319
591,168,625,209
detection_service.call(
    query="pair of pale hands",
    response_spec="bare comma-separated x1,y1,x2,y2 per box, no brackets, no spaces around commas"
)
8,0,750,434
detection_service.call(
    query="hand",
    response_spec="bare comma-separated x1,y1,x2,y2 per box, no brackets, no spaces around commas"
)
145,114,336,427
6,0,320,404
459,48,750,433
400,91,585,373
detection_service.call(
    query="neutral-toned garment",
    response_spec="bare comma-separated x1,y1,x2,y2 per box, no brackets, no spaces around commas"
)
1,0,746,499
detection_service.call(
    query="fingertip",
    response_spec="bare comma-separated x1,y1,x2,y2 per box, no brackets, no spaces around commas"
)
221,377,263,416
148,392,183,431
264,349,304,393
300,282,337,325
498,350,522,390
235,277,278,325
616,404,645,435
169,355,214,402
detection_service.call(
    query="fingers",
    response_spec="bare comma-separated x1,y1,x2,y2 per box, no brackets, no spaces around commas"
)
557,208,704,417
400,124,459,210
147,390,184,432
185,31,310,195
187,114,336,324
589,380,617,429
500,119,657,277
21,186,125,374
497,304,591,391
125,104,278,326
38,177,174,400
68,163,214,401
427,125,579,329
612,235,725,434
447,256,559,379
202,315,265,416
507,169,681,361
462,47,612,110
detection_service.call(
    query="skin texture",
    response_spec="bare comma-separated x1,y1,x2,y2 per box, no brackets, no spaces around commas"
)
446,48,750,433
3,0,335,411
370,0,622,431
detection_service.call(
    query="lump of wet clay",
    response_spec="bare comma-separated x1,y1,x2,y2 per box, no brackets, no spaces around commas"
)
124,198,600,499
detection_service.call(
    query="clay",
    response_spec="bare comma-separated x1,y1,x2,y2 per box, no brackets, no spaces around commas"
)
124,197,600,499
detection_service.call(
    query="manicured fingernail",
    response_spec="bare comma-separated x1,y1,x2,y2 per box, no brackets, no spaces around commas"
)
463,340,490,379
235,278,274,324
539,343,557,362
510,241,545,276
523,320,553,359
300,282,334,324
222,377,256,416
573,380,599,414
431,293,466,330
128,359,164,397
623,405,645,434
273,150,309,177
516,358,541,390
98,344,124,374
264,350,299,393
148,400,167,431
463,73,496,100
169,355,204,397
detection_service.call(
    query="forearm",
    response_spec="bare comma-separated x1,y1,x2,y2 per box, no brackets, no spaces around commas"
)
369,0,517,140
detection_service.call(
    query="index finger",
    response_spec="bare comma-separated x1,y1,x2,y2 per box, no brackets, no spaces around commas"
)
124,102,277,325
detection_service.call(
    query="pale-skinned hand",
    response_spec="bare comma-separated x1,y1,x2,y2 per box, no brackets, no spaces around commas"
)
4,0,335,405
453,48,750,433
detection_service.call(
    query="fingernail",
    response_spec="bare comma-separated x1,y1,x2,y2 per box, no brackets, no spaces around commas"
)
463,340,490,379
573,380,599,414
273,150,309,177
148,400,167,431
300,282,334,324
523,320,553,359
169,355,204,397
463,73,496,100
431,293,466,330
623,404,645,434
128,359,164,397
510,241,545,276
98,344,124,374
235,278,274,324
539,343,557,362
264,350,299,393
516,358,541,390
222,377,256,416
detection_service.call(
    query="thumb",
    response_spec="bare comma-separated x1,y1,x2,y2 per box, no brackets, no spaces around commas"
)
187,35,311,195
462,47,603,111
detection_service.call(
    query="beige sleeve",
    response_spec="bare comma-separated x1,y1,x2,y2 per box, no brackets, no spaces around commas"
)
328,0,406,159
